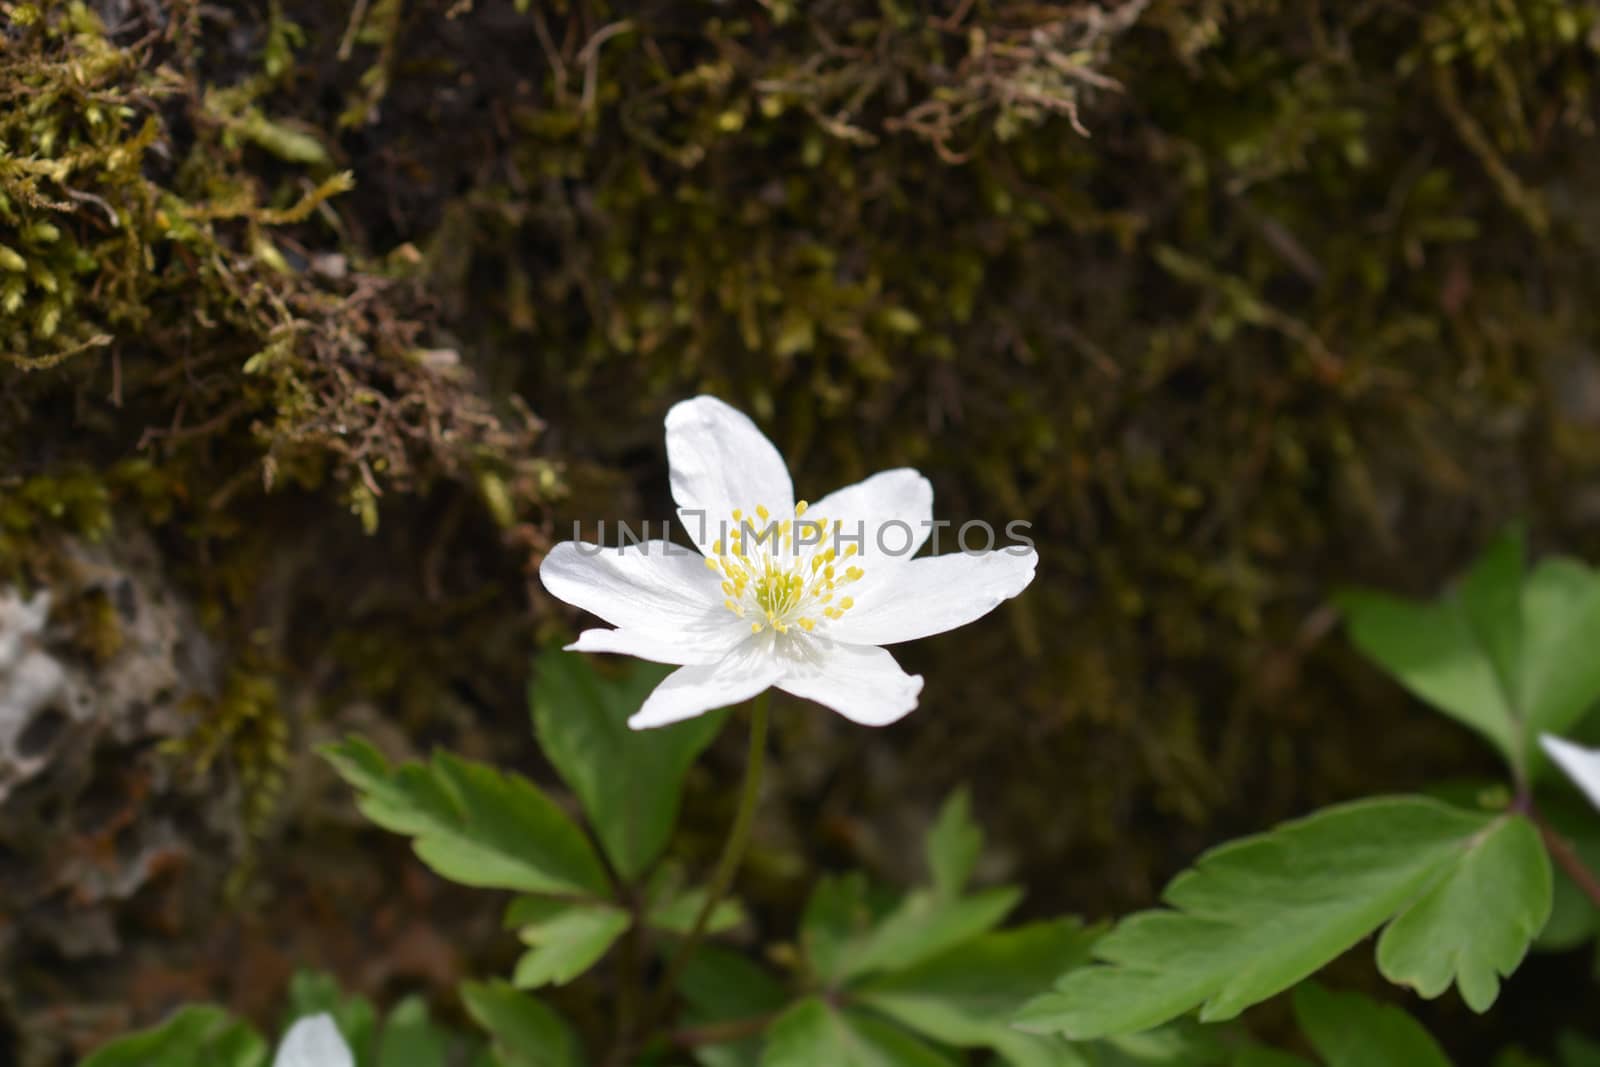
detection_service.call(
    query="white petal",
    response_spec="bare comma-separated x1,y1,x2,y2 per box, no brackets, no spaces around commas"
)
777,639,924,726
567,626,735,666
630,638,782,729
824,547,1038,646
805,468,933,570
1542,734,1600,813
666,396,794,552
274,1015,353,1067
540,540,734,650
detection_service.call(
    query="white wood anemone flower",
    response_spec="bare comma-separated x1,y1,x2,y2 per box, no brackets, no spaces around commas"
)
273,1015,353,1067
1542,734,1600,813
540,395,1038,729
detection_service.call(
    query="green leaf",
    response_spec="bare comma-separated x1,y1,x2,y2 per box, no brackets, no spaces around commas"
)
1092,1022,1230,1067
508,899,632,989
1521,559,1600,762
1292,983,1453,1067
461,981,585,1067
678,947,789,1067
1376,813,1550,1010
926,788,982,898
800,873,882,982
680,945,790,1020
760,998,958,1067
81,1006,267,1067
858,920,1098,1067
378,997,454,1067
800,870,1018,984
322,737,610,897
844,886,1021,980
642,864,747,935
1340,533,1600,779
531,648,727,881
1015,797,1550,1038
1232,1050,1316,1067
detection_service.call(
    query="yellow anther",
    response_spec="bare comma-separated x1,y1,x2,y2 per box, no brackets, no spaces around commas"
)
839,596,854,610
825,548,837,562
756,504,770,521
825,607,842,619
732,508,743,520
844,544,859,557
705,557,720,571
751,621,763,633
799,617,816,631
712,539,724,555
722,581,734,595
824,565,835,580
796,500,809,516
811,557,824,573
725,598,740,612
846,566,864,581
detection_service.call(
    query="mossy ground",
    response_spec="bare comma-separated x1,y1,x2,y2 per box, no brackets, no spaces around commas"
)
3,0,1600,1061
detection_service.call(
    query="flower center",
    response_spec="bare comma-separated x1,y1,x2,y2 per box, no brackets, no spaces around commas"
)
703,501,863,635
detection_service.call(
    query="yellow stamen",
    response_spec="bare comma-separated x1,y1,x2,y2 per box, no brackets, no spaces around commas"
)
795,500,809,515
756,504,770,521
799,617,816,631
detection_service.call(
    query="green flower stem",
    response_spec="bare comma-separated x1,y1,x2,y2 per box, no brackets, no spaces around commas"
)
644,691,770,1036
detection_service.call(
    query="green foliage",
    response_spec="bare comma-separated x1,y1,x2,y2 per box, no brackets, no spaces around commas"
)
459,982,585,1067
80,1006,268,1067
530,647,727,881
321,737,610,897
1292,983,1452,1067
1341,532,1600,782
1375,812,1551,1009
925,788,984,900
1017,797,1551,1038
1533,794,1600,950
760,998,958,1067
80,973,488,1067
857,920,1099,1067
503,897,632,990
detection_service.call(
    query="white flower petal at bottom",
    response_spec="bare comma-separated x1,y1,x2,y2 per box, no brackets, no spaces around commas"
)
1542,734,1600,813
823,548,1038,647
274,1015,353,1067
630,639,784,729
777,639,923,727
